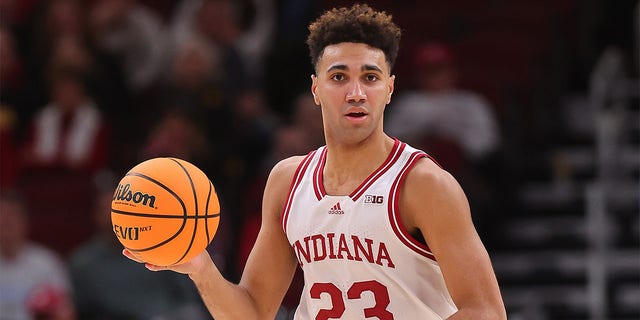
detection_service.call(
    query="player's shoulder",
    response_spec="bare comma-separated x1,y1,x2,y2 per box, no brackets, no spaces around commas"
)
262,155,310,217
270,155,307,180
405,156,463,198
401,156,470,227
265,154,311,194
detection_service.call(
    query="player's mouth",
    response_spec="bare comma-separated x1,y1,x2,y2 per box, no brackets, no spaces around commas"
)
346,112,367,118
344,111,368,123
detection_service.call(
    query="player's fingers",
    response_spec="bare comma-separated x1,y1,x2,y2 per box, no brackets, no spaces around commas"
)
145,264,168,272
122,249,171,272
122,249,145,263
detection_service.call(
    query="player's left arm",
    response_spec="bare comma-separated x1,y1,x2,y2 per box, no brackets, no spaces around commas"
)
401,158,506,320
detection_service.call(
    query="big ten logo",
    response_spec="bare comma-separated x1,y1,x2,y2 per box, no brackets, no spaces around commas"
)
364,195,384,204
113,224,152,241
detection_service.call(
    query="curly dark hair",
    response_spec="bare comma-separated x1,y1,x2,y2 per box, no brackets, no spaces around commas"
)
307,3,402,72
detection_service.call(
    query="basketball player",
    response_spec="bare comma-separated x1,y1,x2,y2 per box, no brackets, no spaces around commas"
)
125,4,506,319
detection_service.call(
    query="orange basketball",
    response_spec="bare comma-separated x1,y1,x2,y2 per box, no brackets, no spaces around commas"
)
111,157,220,266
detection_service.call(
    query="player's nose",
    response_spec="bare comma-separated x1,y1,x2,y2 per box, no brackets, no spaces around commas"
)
346,80,367,102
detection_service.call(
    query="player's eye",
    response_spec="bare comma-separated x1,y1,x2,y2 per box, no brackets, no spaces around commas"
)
330,73,346,81
365,74,379,82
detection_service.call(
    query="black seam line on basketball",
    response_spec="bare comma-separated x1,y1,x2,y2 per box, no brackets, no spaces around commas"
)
111,209,220,219
123,171,188,252
169,158,199,265
204,180,212,244
124,212,223,256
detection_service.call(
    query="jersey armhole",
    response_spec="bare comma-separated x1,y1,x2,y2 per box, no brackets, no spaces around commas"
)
281,150,317,233
387,151,437,261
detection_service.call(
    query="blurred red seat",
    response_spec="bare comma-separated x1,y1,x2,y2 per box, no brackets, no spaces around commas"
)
17,168,96,257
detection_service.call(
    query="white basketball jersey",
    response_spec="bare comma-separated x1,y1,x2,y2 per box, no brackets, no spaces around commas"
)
282,139,458,320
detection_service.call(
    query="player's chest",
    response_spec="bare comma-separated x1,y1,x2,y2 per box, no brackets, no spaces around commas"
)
288,193,390,234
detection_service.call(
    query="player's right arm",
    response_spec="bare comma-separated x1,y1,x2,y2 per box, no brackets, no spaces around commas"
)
124,156,303,319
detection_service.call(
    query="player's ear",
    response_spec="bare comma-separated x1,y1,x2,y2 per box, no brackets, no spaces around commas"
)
387,75,395,104
311,74,320,105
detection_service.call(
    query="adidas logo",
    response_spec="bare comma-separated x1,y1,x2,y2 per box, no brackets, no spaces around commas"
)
328,202,345,215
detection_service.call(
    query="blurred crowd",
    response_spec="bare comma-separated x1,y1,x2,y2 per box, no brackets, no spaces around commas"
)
0,0,319,318
0,0,635,319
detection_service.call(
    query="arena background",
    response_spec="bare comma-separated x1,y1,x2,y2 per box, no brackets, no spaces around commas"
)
0,0,637,319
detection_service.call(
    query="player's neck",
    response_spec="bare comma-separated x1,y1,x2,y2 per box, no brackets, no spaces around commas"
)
323,135,395,188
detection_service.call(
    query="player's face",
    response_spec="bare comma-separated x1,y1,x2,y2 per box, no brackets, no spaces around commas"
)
311,42,395,145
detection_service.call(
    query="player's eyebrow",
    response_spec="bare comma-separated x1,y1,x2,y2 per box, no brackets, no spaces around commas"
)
362,64,383,73
326,64,348,73
325,64,383,73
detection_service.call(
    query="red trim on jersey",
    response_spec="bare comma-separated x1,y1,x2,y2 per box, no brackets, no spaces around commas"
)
281,150,317,233
312,147,327,200
350,138,405,201
388,151,437,261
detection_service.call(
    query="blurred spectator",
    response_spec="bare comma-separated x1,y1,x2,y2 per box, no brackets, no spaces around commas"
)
0,26,26,109
227,88,279,181
261,126,308,174
144,34,234,150
89,0,168,92
48,35,92,80
385,42,503,246
0,28,23,187
23,0,130,122
0,0,41,29
290,93,324,150
14,63,107,257
21,67,109,173
169,0,249,95
0,103,20,189
45,34,128,113
26,0,88,109
31,0,86,57
234,0,276,83
160,38,226,125
263,0,316,116
260,92,323,173
0,23,34,145
386,42,501,173
171,0,241,47
48,33,128,108
0,191,76,320
69,178,208,320
172,0,276,83
140,109,212,164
